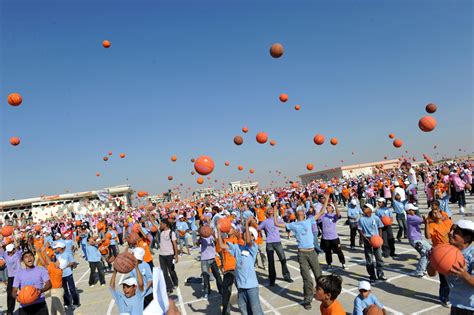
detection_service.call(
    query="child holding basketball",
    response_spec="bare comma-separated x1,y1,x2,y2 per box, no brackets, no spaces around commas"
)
109,262,145,315
353,280,386,315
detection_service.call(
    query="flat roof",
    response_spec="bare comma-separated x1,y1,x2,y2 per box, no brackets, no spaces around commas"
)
0,185,133,209
299,159,400,178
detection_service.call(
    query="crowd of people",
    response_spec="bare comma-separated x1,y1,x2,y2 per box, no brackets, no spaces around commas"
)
0,160,473,315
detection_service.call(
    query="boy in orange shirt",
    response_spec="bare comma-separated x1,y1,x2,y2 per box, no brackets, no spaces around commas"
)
38,246,65,315
216,225,244,315
424,207,453,307
313,274,346,315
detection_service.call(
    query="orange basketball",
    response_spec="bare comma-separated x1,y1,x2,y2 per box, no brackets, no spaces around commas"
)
113,252,137,273
307,163,314,171
291,182,298,188
256,132,268,144
242,127,249,133
75,220,82,226
426,103,437,114
103,157,108,161
1,226,13,237
34,225,41,232
150,225,158,233
270,140,276,146
108,151,113,155
171,155,177,162
313,134,325,145
132,223,141,233
17,285,40,305
279,93,288,102
366,304,384,315
168,176,173,181
430,244,466,275
218,218,232,233
102,40,111,48
330,138,338,145
234,136,243,145
289,213,296,221
8,93,22,106
127,232,140,245
9,137,20,146
194,156,215,175
441,167,450,176
270,43,284,58
199,225,212,238
238,165,244,171
381,216,392,226
326,187,334,194
119,153,126,158
294,105,301,111
370,235,383,249
197,177,204,184
0,260,5,267
225,161,230,166
393,139,403,148
249,168,255,174
418,116,437,132
388,133,395,139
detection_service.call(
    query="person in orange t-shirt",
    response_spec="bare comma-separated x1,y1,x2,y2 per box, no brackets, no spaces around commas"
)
424,207,453,306
255,206,266,223
38,247,65,315
216,225,245,315
137,237,154,269
314,274,346,315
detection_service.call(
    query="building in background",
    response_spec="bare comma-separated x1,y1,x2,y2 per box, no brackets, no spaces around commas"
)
229,181,259,193
299,159,400,185
0,185,133,224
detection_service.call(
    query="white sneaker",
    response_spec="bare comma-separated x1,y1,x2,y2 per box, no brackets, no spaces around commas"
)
459,207,465,214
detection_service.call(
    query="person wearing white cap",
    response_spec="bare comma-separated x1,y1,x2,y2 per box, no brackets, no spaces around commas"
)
110,262,145,315
84,235,106,287
405,204,432,277
273,194,327,310
353,280,386,315
54,241,80,309
217,216,263,315
375,198,396,258
392,192,408,242
393,180,406,202
428,219,474,313
130,247,154,308
4,242,22,315
358,203,386,283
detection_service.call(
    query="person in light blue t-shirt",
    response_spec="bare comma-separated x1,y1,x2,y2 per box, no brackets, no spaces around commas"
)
53,241,80,309
217,216,263,315
353,280,386,315
358,203,386,283
130,247,154,309
110,263,146,315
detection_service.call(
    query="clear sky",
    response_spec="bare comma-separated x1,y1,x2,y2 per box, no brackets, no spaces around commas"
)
1,0,472,200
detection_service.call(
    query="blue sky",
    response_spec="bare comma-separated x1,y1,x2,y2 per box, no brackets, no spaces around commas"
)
1,0,472,200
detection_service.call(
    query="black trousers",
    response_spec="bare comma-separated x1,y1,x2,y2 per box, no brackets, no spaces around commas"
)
266,242,291,285
321,238,345,265
381,225,396,257
62,274,80,306
363,239,384,280
89,261,105,285
7,276,15,315
349,223,363,247
159,255,178,291
109,245,118,257
18,301,48,315
118,233,124,246
222,271,235,315
144,293,153,308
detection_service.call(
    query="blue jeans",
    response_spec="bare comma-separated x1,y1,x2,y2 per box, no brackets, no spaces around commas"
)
409,239,431,275
81,243,88,260
62,275,80,306
237,287,264,315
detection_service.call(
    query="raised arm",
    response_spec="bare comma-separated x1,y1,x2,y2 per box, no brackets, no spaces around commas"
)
423,216,431,240
216,224,229,250
273,206,285,228
135,264,144,292
110,270,117,290
245,217,254,246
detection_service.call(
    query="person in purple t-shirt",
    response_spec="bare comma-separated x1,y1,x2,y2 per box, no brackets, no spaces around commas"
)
258,207,293,286
12,251,51,315
320,201,346,271
199,234,222,299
